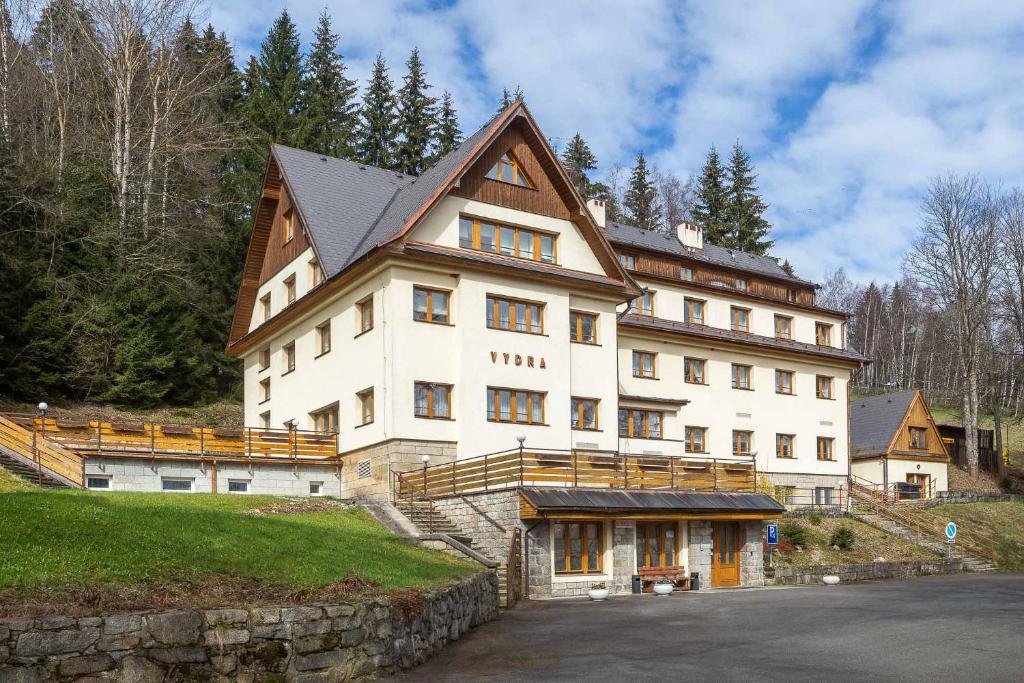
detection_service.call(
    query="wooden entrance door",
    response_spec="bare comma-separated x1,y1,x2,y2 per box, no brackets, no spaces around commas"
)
711,522,741,587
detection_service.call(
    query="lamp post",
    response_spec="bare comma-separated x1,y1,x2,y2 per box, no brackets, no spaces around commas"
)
34,402,48,485
516,435,526,486
420,454,430,497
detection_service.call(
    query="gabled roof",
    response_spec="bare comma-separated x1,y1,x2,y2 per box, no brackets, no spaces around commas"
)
850,390,917,456
603,220,815,286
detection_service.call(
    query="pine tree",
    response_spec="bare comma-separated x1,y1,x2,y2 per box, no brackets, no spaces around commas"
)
498,85,524,112
781,259,795,276
726,140,773,254
692,145,730,247
245,10,304,146
623,153,661,230
298,11,358,158
432,90,462,159
394,47,437,175
561,133,598,199
357,52,396,169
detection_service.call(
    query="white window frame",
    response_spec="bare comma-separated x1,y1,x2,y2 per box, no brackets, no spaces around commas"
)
309,481,324,497
227,479,251,494
161,477,194,493
86,475,111,490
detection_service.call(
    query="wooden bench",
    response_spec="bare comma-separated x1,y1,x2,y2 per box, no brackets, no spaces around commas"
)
638,566,690,593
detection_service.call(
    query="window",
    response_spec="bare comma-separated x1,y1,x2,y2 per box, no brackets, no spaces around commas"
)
775,370,795,395
681,267,693,281
735,278,748,291
357,296,373,334
618,409,662,439
730,306,750,332
310,403,338,433
458,216,555,263
260,293,271,322
787,288,799,303
283,274,296,306
684,297,704,324
309,257,322,287
632,351,656,379
684,357,706,384
685,426,707,453
415,382,452,419
309,481,323,496
619,254,636,269
485,151,533,188
814,487,834,505
283,208,295,243
731,364,751,390
161,477,193,492
228,479,250,494
259,411,270,429
358,388,374,425
817,437,835,461
259,378,270,403
413,286,450,324
571,397,599,431
258,347,270,371
776,433,795,458
357,459,371,479
570,311,598,344
316,320,331,356
815,322,833,346
487,387,544,424
553,521,603,574
733,430,753,456
486,295,543,334
282,341,295,374
909,427,927,449
637,522,678,569
86,476,110,490
816,375,833,399
629,291,654,316
774,315,792,340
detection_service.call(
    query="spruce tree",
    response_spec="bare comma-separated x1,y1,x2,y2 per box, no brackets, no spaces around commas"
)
726,140,773,254
692,145,730,247
781,259,795,276
299,11,358,158
245,10,304,146
561,133,598,199
497,85,524,112
357,52,396,169
433,90,462,159
394,47,437,175
623,153,661,230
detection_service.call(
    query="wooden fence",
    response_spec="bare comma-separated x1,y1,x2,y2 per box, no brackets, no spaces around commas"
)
0,415,85,486
394,449,756,500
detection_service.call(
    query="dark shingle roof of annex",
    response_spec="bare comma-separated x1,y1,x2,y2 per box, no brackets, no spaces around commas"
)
603,219,815,286
272,109,505,279
850,390,917,456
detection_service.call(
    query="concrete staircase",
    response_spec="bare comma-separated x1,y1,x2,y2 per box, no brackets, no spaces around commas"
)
0,448,72,489
851,507,996,573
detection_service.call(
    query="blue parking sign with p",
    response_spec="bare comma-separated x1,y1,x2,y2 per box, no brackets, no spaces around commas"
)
767,523,779,545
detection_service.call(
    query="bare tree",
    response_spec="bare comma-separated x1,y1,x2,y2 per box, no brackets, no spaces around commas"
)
655,169,696,233
0,0,37,145
905,174,997,475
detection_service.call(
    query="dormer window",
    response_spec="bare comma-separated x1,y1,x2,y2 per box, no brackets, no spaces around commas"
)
485,151,533,188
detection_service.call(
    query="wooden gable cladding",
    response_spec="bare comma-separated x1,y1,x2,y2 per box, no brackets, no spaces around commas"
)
259,188,311,285
451,122,571,220
889,392,949,459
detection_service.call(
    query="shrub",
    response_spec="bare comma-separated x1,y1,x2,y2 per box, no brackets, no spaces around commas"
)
780,521,808,548
830,524,856,550
806,512,823,526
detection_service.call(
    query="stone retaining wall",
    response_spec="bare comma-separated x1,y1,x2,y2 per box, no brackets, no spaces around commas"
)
765,559,962,586
0,572,498,682
930,491,1024,506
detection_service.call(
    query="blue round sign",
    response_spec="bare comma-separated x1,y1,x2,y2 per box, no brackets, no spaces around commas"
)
945,522,957,540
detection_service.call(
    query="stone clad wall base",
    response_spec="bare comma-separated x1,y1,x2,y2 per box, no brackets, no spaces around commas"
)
0,572,498,681
341,439,457,500
429,491,520,563
765,559,963,586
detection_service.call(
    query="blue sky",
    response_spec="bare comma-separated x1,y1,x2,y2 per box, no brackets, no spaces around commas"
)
210,0,1024,283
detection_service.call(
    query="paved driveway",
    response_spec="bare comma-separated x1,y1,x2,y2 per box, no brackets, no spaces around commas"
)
400,574,1024,682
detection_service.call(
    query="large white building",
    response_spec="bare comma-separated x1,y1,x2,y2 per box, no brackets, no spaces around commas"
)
226,102,866,505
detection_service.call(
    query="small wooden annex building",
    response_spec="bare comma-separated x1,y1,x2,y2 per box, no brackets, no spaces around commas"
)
850,390,949,499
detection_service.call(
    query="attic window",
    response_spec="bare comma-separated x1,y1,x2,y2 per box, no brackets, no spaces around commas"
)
283,209,295,243
485,151,533,188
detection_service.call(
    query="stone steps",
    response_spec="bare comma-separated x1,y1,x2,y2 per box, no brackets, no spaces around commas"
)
850,507,995,572
0,450,68,488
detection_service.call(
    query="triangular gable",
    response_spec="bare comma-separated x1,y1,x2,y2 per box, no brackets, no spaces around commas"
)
885,390,950,458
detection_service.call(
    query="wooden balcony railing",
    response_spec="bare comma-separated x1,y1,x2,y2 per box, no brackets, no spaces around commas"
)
0,415,85,486
3,414,339,463
394,448,757,501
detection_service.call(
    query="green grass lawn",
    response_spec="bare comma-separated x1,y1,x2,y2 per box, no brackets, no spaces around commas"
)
0,468,36,492
771,516,940,569
923,502,1024,570
0,490,477,616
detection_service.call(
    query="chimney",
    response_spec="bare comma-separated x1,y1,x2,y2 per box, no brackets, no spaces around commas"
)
587,198,606,228
677,221,703,250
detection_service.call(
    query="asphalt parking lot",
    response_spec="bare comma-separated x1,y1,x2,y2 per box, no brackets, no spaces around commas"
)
399,573,1024,682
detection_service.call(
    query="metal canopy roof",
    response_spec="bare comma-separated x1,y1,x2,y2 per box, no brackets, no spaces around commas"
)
520,487,785,513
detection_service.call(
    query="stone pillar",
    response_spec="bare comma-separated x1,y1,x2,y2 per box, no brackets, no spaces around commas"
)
740,521,765,587
687,521,712,590
525,522,552,600
611,520,635,595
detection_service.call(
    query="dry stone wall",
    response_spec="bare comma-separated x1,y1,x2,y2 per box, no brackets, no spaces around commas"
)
0,572,498,682
765,559,962,586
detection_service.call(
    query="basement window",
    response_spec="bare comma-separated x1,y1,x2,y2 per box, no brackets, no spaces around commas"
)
228,480,250,494
86,476,111,490
161,477,193,493
309,481,324,496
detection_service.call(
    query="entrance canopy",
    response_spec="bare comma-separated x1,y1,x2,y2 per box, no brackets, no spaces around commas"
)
519,487,785,520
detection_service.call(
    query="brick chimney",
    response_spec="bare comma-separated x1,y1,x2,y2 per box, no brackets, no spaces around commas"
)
587,198,607,228
677,221,703,250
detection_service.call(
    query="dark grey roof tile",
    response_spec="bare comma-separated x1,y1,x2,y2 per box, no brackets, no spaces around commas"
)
850,390,917,456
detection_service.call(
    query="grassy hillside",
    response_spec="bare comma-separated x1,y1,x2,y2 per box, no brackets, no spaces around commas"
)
0,468,36,492
924,502,1024,570
0,491,476,617
0,399,243,427
927,404,1023,469
771,515,939,569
